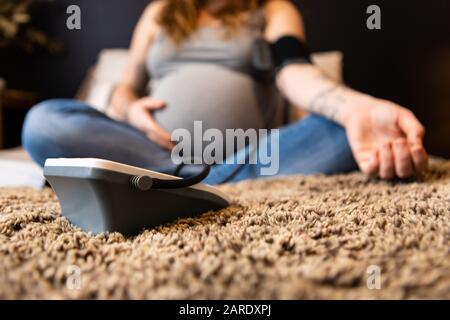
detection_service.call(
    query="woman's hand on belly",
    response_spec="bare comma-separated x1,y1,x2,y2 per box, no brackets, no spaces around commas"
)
127,97,175,150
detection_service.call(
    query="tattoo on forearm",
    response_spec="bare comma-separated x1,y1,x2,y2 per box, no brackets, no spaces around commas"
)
308,85,347,122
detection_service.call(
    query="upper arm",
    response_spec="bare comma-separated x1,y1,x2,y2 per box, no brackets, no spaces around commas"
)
263,1,316,91
263,0,306,42
118,1,163,92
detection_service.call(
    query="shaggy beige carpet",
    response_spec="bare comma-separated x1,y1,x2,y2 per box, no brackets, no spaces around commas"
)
0,162,449,300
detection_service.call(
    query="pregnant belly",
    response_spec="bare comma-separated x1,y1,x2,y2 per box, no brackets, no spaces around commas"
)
152,64,265,135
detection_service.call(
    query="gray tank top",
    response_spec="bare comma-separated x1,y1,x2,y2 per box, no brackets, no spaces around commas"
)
146,10,283,139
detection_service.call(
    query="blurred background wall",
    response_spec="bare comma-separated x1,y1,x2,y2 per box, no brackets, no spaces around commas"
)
1,0,449,157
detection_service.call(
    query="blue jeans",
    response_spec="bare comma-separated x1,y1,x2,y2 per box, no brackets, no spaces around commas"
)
22,99,358,185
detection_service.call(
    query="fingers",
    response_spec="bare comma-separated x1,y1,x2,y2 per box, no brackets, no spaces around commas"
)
379,143,395,180
378,141,428,180
398,109,425,145
356,149,379,177
355,142,426,180
410,143,429,173
148,131,175,150
146,116,175,150
392,139,414,178
132,98,172,149
397,109,428,173
139,97,166,110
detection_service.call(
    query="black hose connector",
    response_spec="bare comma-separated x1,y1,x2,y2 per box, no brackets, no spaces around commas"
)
129,163,211,191
130,175,153,191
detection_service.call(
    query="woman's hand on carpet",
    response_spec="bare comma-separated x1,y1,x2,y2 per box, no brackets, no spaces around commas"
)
127,97,175,150
343,99,429,179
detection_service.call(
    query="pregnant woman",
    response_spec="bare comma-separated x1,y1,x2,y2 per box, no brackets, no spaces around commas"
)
22,0,428,184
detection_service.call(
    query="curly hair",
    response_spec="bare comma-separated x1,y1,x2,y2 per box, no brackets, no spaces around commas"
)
157,0,266,44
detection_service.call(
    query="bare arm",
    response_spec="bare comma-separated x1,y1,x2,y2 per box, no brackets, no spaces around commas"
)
108,1,173,149
108,1,160,121
264,0,428,179
264,0,370,126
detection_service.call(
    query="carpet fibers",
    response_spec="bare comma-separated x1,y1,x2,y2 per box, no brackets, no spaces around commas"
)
0,162,449,299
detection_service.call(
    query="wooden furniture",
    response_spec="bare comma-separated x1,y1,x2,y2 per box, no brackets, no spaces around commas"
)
0,86,40,149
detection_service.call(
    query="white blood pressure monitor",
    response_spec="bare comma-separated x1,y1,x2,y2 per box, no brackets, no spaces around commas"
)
44,158,230,236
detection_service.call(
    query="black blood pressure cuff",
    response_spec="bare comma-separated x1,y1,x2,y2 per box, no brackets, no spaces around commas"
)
251,36,313,82
270,36,312,73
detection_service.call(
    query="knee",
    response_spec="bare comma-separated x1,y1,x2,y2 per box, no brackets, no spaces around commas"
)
22,99,81,166
22,100,61,143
